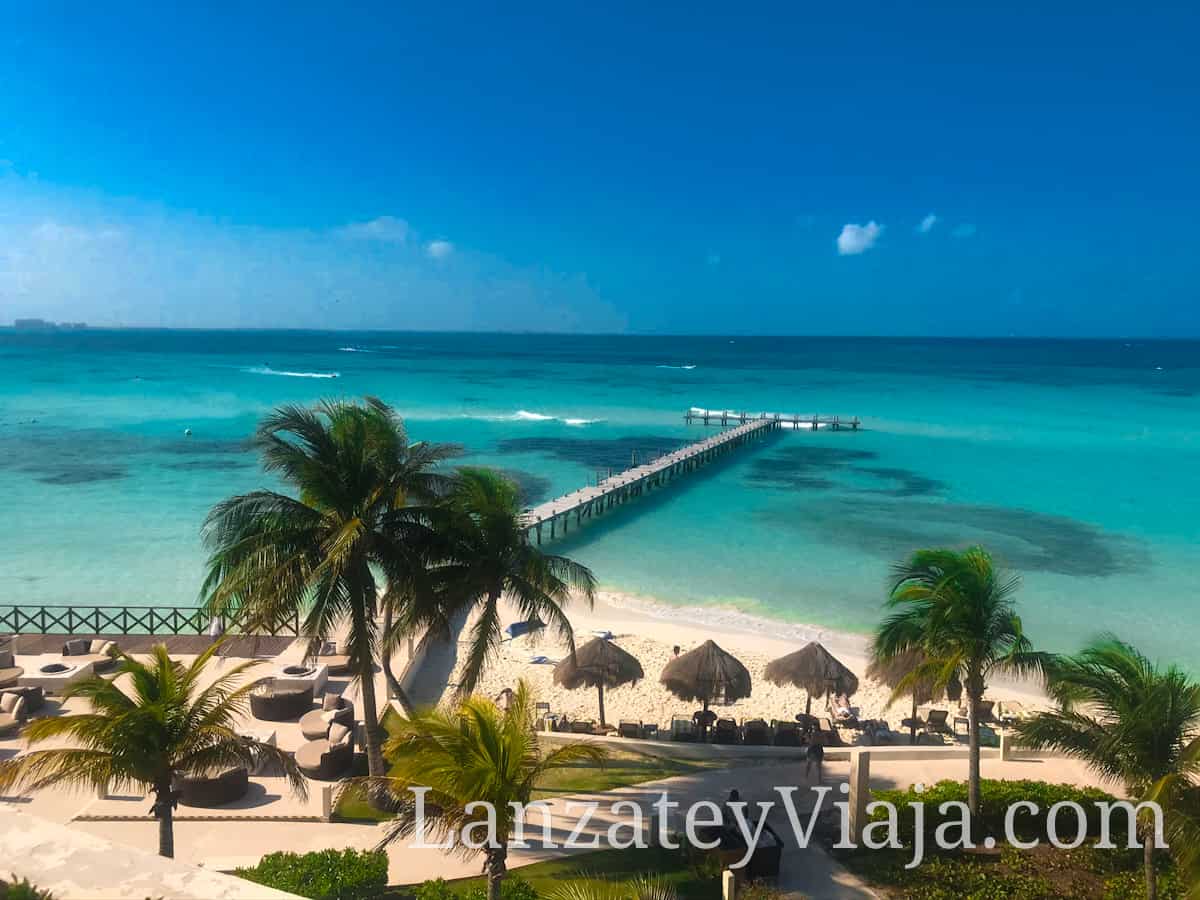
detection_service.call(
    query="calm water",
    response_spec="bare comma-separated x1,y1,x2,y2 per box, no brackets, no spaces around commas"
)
1,330,1197,667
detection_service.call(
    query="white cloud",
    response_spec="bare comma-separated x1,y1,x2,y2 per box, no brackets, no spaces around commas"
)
918,214,938,234
425,239,453,260
952,223,977,238
335,216,410,243
836,221,882,256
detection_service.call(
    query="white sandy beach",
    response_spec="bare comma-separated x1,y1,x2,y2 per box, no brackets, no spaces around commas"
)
451,588,1053,731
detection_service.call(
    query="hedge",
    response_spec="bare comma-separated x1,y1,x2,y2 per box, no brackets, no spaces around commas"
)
235,847,389,900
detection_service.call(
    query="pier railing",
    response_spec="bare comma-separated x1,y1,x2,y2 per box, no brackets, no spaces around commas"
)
0,604,301,637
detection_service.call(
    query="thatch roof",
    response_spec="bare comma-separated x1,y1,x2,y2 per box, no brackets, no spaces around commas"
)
764,642,859,699
553,637,644,691
866,648,961,706
660,639,752,705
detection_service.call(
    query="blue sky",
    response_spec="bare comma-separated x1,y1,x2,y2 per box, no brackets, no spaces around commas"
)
1,3,1197,335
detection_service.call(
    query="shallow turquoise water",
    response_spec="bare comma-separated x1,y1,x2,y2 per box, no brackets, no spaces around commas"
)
1,331,1197,667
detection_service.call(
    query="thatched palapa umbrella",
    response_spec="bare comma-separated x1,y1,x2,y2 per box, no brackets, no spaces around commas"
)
660,640,752,713
866,648,962,744
553,637,644,727
764,642,859,717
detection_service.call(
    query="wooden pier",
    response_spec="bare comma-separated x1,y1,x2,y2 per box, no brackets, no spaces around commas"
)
684,407,861,430
521,419,780,545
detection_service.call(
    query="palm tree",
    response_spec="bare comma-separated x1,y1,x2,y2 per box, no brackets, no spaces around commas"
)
0,643,304,858
202,397,458,775
410,467,597,698
1016,637,1200,900
349,680,606,900
875,546,1050,823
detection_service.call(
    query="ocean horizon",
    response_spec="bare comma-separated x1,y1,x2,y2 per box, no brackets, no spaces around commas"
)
2,328,1197,669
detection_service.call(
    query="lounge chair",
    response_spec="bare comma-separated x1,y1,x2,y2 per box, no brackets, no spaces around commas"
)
569,720,598,734
0,692,28,738
924,709,952,735
295,722,355,780
617,719,642,739
975,700,999,725
61,639,119,674
313,640,352,676
814,718,843,747
174,767,250,807
1,686,43,715
640,723,659,740
0,648,22,690
250,681,315,721
670,716,698,742
300,694,355,741
741,718,770,746
771,720,801,747
712,718,740,745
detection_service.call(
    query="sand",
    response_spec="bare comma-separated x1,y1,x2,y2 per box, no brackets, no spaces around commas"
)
446,588,1052,731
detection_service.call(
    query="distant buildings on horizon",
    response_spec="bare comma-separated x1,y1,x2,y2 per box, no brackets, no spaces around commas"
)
11,318,89,331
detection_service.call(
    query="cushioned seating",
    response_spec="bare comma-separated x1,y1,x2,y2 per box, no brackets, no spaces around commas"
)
61,638,119,673
0,692,27,738
1,685,43,714
174,767,249,807
250,681,315,721
300,694,355,741
295,722,354,780
0,647,22,690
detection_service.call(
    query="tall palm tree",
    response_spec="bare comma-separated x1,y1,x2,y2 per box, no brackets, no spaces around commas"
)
0,643,304,858
875,546,1050,822
348,680,606,900
202,397,458,776
1016,637,1200,900
409,467,597,698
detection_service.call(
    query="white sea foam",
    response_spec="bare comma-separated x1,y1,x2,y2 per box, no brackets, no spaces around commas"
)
513,409,555,421
338,346,373,353
563,417,603,426
655,364,697,370
458,409,602,426
246,366,340,379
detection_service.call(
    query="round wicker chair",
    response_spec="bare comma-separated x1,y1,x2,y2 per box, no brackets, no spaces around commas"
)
174,767,250,807
249,681,314,721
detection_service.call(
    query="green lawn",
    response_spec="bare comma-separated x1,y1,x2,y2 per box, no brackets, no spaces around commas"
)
385,846,723,900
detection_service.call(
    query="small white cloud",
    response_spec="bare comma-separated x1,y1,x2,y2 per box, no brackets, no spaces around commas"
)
918,214,938,234
336,216,410,243
952,223,977,238
836,221,882,256
425,239,453,260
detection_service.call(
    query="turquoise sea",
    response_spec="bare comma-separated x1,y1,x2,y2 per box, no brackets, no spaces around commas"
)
1,330,1197,668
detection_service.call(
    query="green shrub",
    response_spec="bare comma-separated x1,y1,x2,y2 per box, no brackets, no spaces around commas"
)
413,879,458,900
870,779,1124,842
235,847,388,900
0,877,55,900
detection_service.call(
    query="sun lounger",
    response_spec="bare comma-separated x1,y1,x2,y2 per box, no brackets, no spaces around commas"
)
712,718,740,744
300,694,355,740
771,720,801,746
313,640,352,676
569,720,598,734
814,718,843,746
924,709,952,734
641,723,659,740
617,719,642,739
670,716,698,742
295,722,354,780
741,718,770,746
975,700,999,724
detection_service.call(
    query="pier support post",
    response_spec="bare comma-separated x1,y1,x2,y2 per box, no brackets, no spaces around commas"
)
848,750,871,845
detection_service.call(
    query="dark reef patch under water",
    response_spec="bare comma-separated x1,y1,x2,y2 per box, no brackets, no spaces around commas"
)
488,468,553,506
758,498,1148,578
747,446,946,498
495,434,687,472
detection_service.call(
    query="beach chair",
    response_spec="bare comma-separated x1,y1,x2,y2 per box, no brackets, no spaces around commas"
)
924,709,952,735
741,718,770,746
618,719,642,739
771,720,801,747
712,717,740,744
670,716,698,742
569,720,598,735
641,722,660,740
534,701,552,729
975,700,999,725
814,717,843,747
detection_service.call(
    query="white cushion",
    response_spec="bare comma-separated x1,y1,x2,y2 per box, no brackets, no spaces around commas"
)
0,693,16,715
321,693,339,712
328,723,349,745
320,710,337,724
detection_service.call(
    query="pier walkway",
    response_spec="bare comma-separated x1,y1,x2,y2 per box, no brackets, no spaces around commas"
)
521,418,779,544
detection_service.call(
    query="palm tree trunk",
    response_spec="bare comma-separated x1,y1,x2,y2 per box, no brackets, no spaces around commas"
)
154,781,175,858
486,847,507,900
966,689,982,827
910,696,918,745
359,648,387,777
1143,830,1157,900
597,683,606,728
